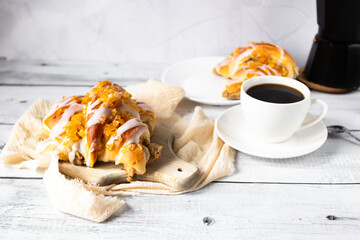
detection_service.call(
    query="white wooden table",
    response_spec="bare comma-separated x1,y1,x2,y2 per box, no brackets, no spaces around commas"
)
1,60,360,239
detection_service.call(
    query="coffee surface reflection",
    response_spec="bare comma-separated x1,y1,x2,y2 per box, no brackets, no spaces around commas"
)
246,83,304,104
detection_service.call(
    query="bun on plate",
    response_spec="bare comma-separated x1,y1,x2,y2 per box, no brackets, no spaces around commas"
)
213,42,298,99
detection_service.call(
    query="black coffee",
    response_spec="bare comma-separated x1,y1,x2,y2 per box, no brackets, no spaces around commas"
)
246,83,304,103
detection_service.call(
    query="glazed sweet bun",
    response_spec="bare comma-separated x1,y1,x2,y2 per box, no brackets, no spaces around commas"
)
38,80,162,181
213,42,299,99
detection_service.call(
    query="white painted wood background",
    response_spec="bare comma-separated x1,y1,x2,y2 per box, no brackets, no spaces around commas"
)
0,59,360,239
0,0,317,67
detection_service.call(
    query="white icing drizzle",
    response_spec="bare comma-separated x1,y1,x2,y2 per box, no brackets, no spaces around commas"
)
36,138,70,160
117,104,140,119
279,47,284,61
226,79,244,85
216,44,255,74
50,102,85,138
68,151,75,162
111,82,125,92
44,96,73,120
244,42,256,49
242,68,265,77
42,83,152,162
257,65,269,74
68,142,81,163
249,69,266,76
87,100,111,127
267,65,281,75
87,99,100,114
216,57,230,71
36,139,58,152
218,43,287,79
86,99,111,153
230,49,253,76
126,126,149,145
234,66,266,77
107,118,149,146
90,138,99,152
136,101,153,112
257,65,280,76
273,43,285,61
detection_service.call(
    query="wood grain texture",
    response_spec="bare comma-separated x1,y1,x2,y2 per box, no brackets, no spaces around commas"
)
58,126,200,190
1,179,360,240
1,114,360,183
1,86,360,183
1,60,360,238
0,85,359,125
0,60,166,86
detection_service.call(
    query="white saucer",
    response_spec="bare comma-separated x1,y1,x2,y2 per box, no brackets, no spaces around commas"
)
215,105,328,158
161,57,241,106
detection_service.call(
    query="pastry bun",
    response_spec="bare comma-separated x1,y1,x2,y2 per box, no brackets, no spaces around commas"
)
38,81,162,181
214,42,299,99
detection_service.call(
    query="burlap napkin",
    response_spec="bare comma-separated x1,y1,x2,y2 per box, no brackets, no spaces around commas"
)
0,80,235,222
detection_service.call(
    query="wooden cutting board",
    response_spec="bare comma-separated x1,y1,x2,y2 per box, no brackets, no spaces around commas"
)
58,126,201,191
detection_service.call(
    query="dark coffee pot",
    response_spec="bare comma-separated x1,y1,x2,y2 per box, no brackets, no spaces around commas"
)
304,0,360,92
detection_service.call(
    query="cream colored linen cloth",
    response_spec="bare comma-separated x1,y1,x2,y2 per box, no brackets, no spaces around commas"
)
0,80,235,222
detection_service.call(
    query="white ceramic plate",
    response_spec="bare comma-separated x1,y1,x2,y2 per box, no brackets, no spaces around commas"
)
161,57,241,105
215,105,328,158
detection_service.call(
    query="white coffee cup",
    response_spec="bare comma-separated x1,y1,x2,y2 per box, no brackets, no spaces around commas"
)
240,76,328,143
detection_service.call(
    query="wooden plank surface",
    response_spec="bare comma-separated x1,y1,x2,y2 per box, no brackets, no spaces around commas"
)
1,179,360,240
0,60,166,86
1,85,360,183
0,85,359,125
1,122,360,183
1,60,360,239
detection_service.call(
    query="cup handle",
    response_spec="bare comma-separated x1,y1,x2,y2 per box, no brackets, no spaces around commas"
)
299,99,328,130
